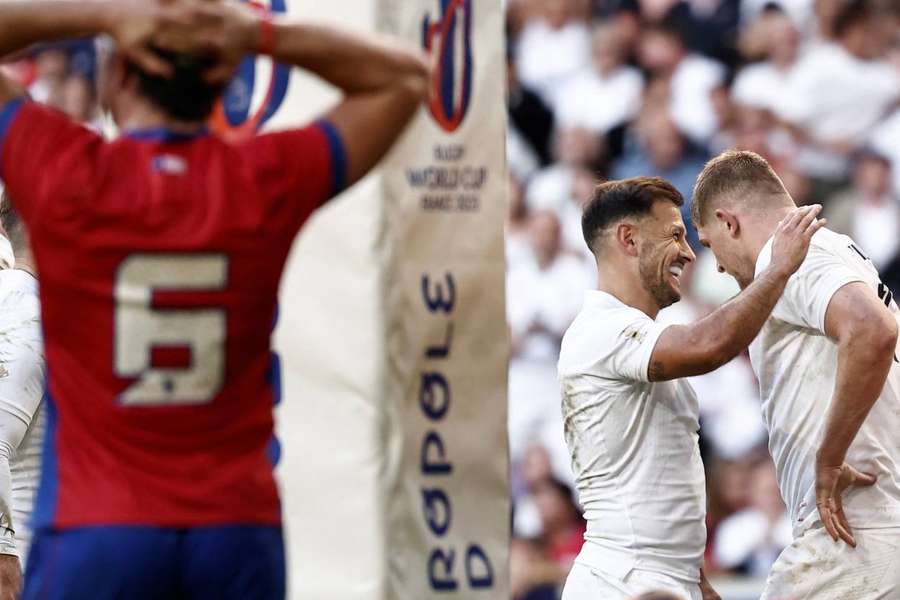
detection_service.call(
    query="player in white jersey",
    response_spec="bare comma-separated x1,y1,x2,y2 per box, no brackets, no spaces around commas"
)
693,149,900,599
0,191,44,599
558,176,824,600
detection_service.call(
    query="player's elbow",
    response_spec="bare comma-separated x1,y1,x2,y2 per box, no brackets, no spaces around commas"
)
843,311,898,363
398,51,430,103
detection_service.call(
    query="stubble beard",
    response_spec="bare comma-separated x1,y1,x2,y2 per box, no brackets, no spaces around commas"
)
639,241,680,310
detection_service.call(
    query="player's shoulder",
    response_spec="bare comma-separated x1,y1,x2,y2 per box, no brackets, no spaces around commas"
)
559,291,652,368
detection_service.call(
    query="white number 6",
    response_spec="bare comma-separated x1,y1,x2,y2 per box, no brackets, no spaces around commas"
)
114,254,227,406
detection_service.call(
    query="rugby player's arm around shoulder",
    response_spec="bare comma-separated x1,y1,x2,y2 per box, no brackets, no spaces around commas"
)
647,205,825,382
257,17,430,187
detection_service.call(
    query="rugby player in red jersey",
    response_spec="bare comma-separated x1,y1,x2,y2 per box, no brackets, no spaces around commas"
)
0,1,429,598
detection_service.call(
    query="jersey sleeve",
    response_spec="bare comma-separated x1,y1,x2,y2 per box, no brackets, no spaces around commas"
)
244,120,348,228
776,246,866,333
571,307,667,383
0,99,103,225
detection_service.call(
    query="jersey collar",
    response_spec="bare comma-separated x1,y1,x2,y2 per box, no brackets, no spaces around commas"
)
123,127,209,143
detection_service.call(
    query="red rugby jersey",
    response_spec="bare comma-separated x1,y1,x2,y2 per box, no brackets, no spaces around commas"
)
0,99,345,528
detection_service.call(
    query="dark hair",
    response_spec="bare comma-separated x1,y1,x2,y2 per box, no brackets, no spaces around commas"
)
0,190,25,253
833,0,876,38
581,176,683,254
128,48,226,122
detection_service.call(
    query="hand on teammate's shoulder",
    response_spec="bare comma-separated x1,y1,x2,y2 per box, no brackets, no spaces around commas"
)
769,204,826,278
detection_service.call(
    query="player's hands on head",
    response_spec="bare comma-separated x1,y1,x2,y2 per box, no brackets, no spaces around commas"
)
0,554,21,600
105,0,260,84
814,460,877,547
769,204,826,278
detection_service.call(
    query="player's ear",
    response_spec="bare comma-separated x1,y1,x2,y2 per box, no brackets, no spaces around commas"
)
714,208,740,239
615,222,639,257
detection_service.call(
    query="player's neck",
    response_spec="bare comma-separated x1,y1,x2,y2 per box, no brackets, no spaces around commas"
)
748,207,793,268
13,253,36,279
596,264,661,320
116,99,206,136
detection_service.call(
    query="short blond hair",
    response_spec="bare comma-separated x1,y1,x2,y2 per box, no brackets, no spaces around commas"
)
691,150,792,227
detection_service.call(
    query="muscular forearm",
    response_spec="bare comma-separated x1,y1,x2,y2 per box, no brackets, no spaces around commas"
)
265,20,428,96
0,1,117,59
653,266,789,380
700,266,789,362
817,335,894,467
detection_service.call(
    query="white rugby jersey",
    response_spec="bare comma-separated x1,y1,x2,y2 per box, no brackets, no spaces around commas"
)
0,269,45,565
750,228,900,536
558,291,706,584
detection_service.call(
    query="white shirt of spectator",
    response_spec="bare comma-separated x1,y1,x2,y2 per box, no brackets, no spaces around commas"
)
852,198,900,270
750,228,900,536
731,62,792,113
670,54,726,144
516,20,591,108
775,43,900,144
558,291,706,584
870,109,900,197
0,269,45,566
554,66,644,134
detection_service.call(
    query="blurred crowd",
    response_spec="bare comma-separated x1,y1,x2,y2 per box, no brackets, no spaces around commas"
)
0,40,101,129
505,0,900,597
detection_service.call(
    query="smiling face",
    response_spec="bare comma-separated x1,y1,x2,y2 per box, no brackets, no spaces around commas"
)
636,201,696,309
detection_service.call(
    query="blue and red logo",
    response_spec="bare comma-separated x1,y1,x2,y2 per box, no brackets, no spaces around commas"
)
422,0,473,133
209,0,290,140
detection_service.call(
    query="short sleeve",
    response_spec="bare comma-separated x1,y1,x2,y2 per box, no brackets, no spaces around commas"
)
606,314,667,383
244,120,348,228
564,305,667,384
776,247,865,333
0,99,103,224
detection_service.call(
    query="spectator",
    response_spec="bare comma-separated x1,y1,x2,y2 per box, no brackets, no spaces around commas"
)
507,174,535,269
507,211,592,467
713,460,791,576
508,44,556,169
636,22,726,144
612,107,709,247
824,149,899,268
532,478,586,570
732,7,801,114
774,0,900,181
516,0,591,106
526,126,602,212
554,22,644,135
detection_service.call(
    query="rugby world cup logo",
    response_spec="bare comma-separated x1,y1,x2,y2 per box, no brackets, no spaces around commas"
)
422,0,474,133
209,0,291,139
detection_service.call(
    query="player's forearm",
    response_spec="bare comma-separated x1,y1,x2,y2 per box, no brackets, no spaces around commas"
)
650,267,789,380
0,1,117,59
817,331,896,467
265,20,429,97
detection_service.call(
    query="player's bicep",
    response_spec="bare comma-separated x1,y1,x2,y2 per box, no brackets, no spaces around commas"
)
322,86,417,189
647,324,722,382
824,282,898,348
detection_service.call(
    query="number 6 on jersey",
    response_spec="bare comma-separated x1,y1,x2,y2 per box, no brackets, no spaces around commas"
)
114,254,227,406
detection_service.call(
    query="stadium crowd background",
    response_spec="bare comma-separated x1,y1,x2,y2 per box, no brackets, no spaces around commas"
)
0,1,898,597
504,0,899,597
